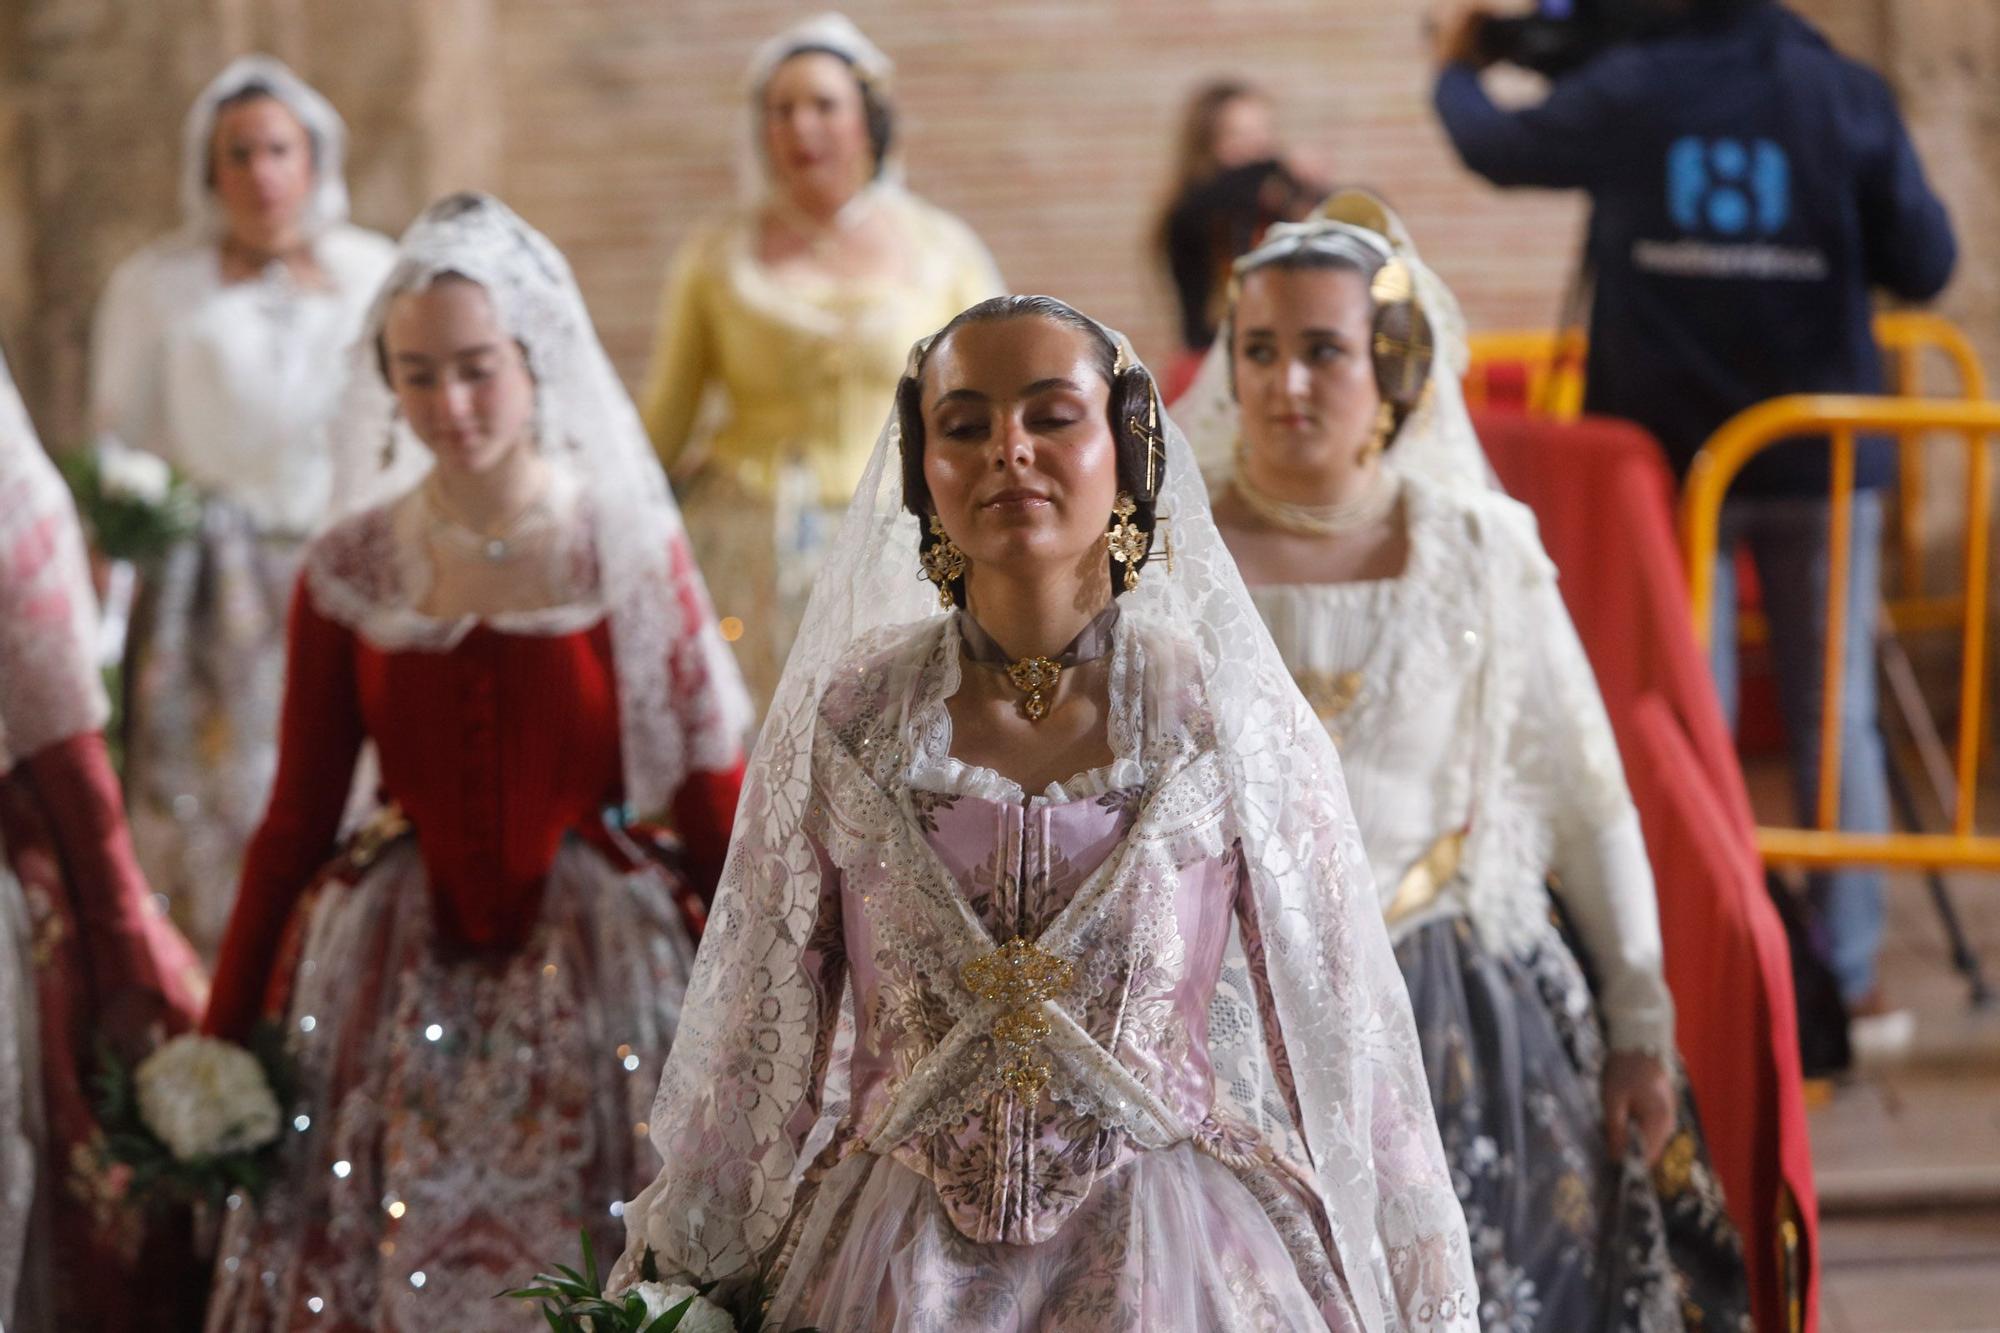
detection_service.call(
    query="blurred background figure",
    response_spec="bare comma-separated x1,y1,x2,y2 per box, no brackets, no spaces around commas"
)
640,12,1002,718
1155,78,1326,400
0,348,205,1333
90,55,396,962
1431,0,1957,1050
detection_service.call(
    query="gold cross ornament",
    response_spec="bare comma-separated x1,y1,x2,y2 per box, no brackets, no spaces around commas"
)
961,937,1076,1099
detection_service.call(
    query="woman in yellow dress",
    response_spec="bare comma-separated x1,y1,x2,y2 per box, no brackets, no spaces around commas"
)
641,12,1002,714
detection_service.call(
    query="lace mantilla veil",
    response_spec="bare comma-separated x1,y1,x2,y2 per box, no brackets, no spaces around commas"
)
177,55,356,244
1175,190,1496,498
315,193,751,815
0,349,108,770
619,302,1476,1329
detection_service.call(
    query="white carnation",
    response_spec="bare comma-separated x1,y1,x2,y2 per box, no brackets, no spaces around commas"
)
133,1035,282,1162
96,442,174,505
626,1281,735,1333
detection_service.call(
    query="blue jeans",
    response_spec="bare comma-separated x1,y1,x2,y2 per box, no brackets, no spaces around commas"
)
1710,491,1890,1003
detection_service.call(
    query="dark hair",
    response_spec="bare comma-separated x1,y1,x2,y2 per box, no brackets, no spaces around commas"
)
204,81,320,190
897,296,1164,607
1230,248,1434,446
762,45,895,180
1152,79,1268,261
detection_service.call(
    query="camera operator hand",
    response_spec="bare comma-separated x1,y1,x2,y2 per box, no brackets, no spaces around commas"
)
1428,4,1500,71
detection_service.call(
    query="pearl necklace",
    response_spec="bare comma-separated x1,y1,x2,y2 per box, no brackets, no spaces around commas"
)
422,480,550,563
1232,463,1400,538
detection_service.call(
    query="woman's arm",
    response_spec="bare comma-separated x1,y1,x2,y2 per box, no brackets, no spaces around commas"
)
638,230,718,478
1498,509,1678,1161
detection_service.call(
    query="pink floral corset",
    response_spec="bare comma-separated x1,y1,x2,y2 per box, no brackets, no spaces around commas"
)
837,769,1246,1246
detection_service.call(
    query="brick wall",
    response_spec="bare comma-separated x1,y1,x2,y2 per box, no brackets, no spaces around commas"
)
484,0,1591,384
0,1,1988,454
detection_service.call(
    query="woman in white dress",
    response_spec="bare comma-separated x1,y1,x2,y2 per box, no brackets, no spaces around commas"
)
640,13,1002,716
1184,194,1752,1331
91,55,396,959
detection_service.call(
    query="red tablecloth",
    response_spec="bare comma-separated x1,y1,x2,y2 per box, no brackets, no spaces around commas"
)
1476,408,1820,1333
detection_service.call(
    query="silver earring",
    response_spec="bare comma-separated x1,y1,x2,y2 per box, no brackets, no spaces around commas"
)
379,407,400,469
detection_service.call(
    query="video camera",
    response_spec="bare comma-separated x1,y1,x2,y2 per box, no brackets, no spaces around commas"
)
1477,0,1684,77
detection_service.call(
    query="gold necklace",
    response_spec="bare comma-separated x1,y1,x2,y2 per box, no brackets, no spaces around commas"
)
1233,462,1400,537
959,606,1119,724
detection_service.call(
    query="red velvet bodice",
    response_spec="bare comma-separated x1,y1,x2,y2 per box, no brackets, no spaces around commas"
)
365,618,624,950
205,585,742,1040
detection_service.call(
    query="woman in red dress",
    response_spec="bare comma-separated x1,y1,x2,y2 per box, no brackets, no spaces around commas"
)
0,350,206,1331
200,193,751,1332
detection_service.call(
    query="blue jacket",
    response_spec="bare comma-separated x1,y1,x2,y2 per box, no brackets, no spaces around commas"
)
1436,4,1955,494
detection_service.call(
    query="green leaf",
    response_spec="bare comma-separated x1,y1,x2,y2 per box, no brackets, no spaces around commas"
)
653,1291,698,1330
581,1226,601,1292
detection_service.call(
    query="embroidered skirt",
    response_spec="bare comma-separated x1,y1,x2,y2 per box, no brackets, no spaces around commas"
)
1395,914,1752,1333
205,837,695,1332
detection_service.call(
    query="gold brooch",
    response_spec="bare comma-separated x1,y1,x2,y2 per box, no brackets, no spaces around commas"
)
961,938,1076,1099
1295,670,1364,723
1005,655,1062,722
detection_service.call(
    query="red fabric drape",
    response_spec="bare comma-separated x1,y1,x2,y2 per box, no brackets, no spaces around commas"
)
1475,408,1819,1333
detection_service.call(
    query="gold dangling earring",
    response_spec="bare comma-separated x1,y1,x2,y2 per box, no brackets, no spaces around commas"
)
1106,492,1149,592
1360,401,1396,465
920,515,968,609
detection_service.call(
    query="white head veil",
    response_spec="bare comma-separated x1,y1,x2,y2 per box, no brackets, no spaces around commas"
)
313,193,751,814
623,298,1475,1328
178,54,354,243
738,12,901,202
0,351,108,769
1177,189,1497,496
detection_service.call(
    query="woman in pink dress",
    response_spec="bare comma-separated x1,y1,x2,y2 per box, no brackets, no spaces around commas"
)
618,295,1476,1331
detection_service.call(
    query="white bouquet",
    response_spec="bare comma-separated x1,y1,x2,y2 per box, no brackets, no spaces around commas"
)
620,1283,735,1333
95,1025,296,1209
95,440,174,506
134,1034,283,1161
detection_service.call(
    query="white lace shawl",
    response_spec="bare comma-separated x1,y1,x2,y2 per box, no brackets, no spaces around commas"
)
314,194,751,814
619,311,1476,1331
0,351,108,771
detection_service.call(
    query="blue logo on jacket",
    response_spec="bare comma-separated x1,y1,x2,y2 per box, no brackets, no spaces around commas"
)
1668,136,1790,236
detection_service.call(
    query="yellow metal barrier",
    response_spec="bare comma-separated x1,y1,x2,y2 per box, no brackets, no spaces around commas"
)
1683,395,1998,871
1473,315,1989,641
1874,312,1989,605
1466,311,1983,412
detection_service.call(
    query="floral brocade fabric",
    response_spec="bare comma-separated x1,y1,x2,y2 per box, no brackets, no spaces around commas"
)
627,613,1479,1331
